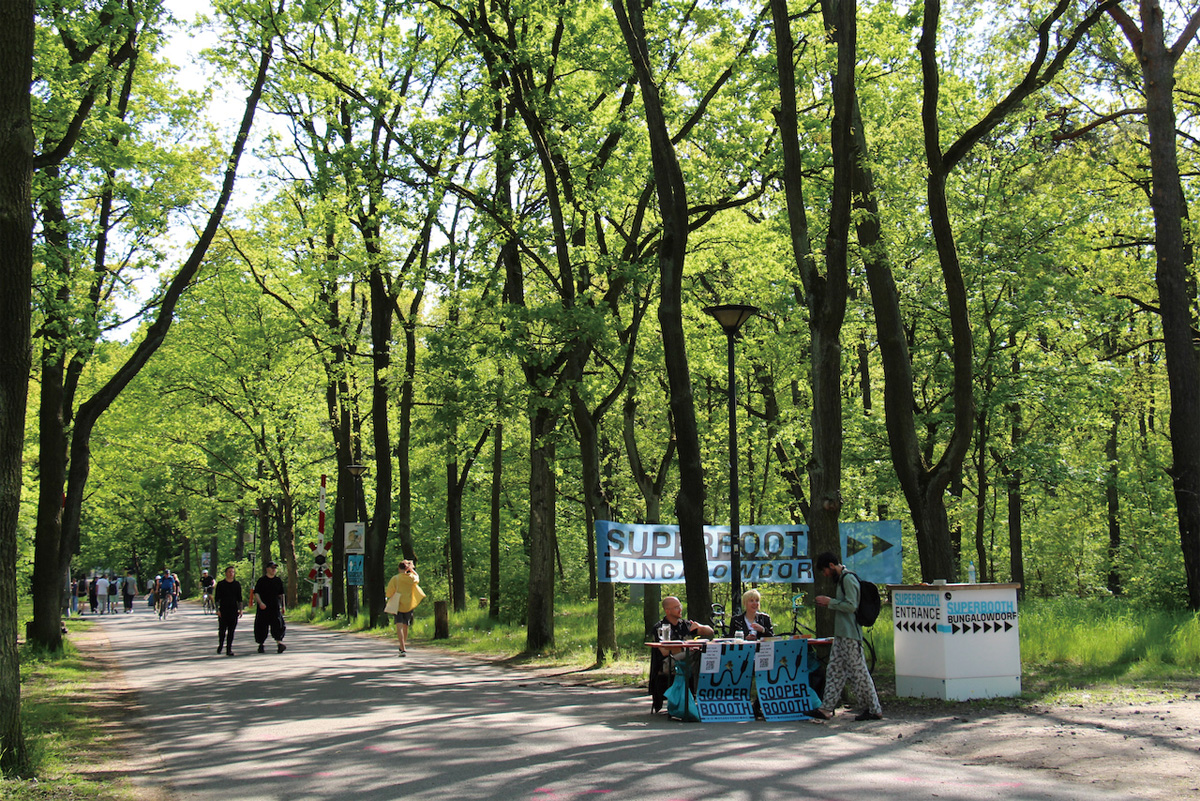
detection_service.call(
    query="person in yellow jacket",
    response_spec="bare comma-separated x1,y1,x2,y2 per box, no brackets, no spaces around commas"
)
385,560,425,656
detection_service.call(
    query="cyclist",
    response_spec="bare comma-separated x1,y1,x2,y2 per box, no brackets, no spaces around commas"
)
170,572,181,611
200,569,215,613
158,570,176,618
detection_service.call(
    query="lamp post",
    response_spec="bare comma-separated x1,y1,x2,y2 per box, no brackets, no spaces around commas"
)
346,464,369,618
704,303,758,620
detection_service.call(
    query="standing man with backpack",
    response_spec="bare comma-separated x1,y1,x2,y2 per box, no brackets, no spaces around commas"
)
809,552,883,722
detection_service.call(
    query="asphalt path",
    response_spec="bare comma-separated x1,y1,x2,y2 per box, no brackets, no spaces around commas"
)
94,601,1128,801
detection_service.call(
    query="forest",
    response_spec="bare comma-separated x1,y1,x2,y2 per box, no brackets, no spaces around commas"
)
2,0,1200,772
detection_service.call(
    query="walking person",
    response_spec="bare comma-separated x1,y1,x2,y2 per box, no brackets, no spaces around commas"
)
76,575,88,614
215,566,243,656
89,575,101,614
107,575,117,614
122,571,137,613
384,560,425,656
809,552,883,722
253,562,287,653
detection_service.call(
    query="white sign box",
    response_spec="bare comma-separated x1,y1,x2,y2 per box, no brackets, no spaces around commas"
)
889,583,1022,701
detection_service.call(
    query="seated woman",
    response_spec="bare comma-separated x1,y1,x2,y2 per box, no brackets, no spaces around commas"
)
729,589,773,640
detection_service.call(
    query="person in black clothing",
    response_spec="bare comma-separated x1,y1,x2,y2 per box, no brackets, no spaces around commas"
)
253,562,287,653
200,569,215,606
729,589,774,640
648,596,714,713
215,566,243,656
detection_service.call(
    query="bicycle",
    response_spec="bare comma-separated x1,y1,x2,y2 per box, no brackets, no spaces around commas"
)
157,592,170,620
202,591,214,615
710,603,727,637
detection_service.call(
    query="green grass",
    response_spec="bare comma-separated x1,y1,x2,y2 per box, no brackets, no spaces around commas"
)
6,601,139,799
1016,597,1200,699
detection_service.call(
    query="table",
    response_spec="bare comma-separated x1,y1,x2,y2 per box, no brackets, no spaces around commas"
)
646,637,826,721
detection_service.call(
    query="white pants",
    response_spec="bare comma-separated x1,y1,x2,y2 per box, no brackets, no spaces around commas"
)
820,636,881,715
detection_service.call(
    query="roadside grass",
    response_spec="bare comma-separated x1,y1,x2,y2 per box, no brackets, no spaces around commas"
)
7,601,138,800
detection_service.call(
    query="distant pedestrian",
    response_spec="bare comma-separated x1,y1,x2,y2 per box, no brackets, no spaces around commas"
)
89,575,100,614
76,575,88,614
252,562,287,654
123,571,137,613
385,560,425,657
107,575,117,614
215,566,243,656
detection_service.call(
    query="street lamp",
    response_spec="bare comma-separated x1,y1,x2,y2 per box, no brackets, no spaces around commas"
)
704,303,758,622
345,464,369,618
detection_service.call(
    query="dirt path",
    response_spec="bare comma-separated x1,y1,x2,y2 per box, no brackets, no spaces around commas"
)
871,691,1200,800
71,623,1200,801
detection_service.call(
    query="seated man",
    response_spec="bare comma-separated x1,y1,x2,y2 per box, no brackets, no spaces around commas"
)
648,596,714,713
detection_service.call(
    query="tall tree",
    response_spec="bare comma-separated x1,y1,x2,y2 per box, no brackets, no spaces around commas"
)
0,0,33,775
771,0,856,629
860,0,1112,581
47,16,275,647
1105,2,1200,609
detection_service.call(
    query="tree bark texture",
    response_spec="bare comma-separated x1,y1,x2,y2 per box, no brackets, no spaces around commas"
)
525,405,557,651
1133,1,1200,609
489,423,502,620
0,0,33,773
614,0,710,619
367,263,392,626
773,0,855,631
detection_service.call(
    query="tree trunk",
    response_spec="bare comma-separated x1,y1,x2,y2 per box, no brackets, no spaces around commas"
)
572,383,617,662
489,423,502,620
367,263,392,626
1134,2,1200,609
258,497,272,574
624,390,673,637
973,412,990,583
774,0,856,632
1106,408,1122,595
396,309,419,563
447,439,467,613
54,42,274,626
0,0,33,772
613,0,710,620
525,404,557,651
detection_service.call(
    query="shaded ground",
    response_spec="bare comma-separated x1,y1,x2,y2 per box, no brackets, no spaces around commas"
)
67,614,1200,801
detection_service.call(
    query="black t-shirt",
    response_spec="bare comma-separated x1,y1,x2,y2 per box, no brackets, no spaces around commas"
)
214,580,242,616
253,575,286,613
200,575,215,591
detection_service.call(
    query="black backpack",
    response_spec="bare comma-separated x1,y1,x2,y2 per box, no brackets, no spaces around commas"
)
840,570,882,628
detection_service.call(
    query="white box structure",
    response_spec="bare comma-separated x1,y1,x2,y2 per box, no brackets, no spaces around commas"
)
888,583,1022,701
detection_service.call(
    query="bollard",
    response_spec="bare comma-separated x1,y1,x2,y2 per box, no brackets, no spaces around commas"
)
434,600,450,639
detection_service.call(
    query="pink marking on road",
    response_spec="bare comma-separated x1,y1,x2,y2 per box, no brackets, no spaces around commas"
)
269,770,299,778
364,744,392,753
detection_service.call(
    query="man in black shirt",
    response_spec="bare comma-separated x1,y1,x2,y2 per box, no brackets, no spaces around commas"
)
253,562,287,654
214,566,243,656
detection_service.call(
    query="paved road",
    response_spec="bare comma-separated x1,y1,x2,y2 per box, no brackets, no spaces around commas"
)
93,602,1124,801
